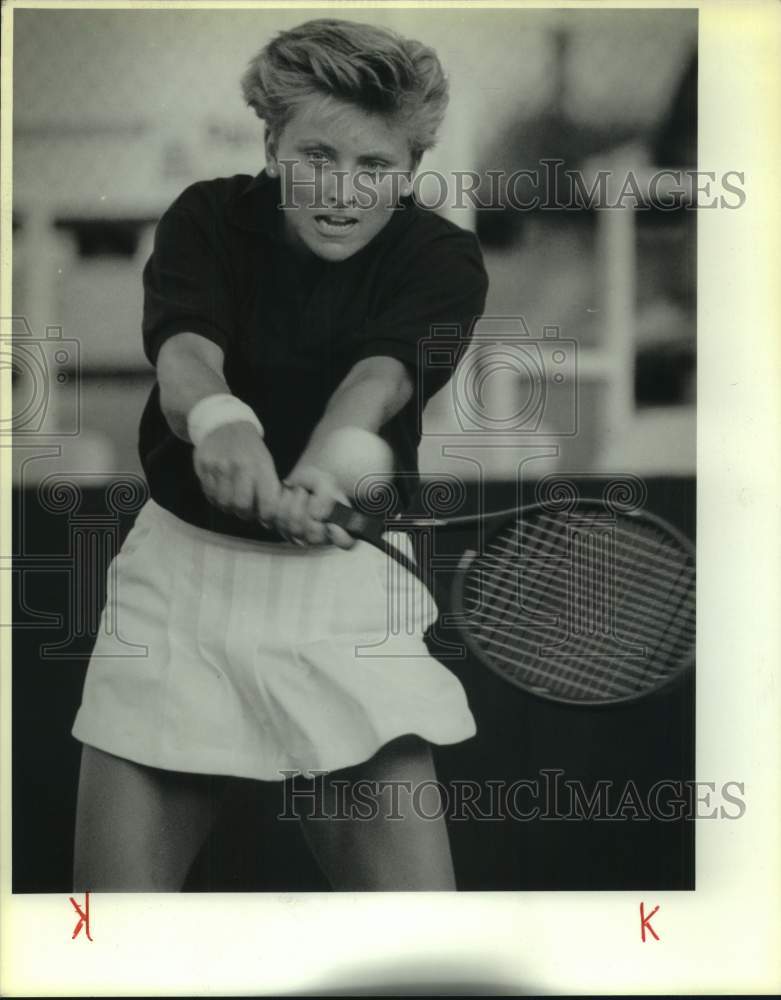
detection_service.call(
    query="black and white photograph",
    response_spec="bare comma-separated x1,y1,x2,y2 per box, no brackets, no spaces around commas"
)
1,0,778,995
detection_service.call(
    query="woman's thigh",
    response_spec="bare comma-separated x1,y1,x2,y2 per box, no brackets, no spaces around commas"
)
73,744,227,892
297,735,456,891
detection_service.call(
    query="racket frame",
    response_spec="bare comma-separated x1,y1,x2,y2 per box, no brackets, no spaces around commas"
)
448,499,696,708
328,498,696,708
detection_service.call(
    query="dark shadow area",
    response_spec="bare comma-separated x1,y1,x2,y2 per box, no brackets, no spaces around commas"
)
12,476,694,893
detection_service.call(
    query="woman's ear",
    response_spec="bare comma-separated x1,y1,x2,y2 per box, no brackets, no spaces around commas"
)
398,172,415,198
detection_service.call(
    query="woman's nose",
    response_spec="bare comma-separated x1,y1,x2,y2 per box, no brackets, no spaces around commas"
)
323,168,359,208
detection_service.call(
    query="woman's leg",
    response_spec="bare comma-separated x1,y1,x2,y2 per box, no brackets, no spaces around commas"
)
297,734,456,891
73,744,227,892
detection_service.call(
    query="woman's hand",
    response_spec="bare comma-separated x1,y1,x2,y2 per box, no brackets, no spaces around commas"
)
193,422,282,523
276,428,395,547
275,465,355,549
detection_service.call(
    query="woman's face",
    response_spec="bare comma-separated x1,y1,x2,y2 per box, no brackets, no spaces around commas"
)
266,95,416,263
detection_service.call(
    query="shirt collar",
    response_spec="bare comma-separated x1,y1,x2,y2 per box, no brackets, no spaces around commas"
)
228,169,284,238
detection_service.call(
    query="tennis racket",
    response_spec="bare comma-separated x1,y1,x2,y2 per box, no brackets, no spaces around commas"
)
328,496,695,707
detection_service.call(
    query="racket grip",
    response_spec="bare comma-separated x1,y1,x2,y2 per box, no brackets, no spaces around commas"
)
327,502,377,540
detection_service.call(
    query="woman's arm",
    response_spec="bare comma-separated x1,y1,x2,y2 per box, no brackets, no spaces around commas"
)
275,356,414,548
157,332,282,523
157,332,231,441
296,356,413,470
274,356,412,546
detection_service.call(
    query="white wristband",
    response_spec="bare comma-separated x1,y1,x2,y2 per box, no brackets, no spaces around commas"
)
186,394,264,448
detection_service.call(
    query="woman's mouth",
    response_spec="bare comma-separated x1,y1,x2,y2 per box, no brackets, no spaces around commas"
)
314,214,358,237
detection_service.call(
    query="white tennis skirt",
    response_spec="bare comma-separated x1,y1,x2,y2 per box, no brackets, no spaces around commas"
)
71,498,476,780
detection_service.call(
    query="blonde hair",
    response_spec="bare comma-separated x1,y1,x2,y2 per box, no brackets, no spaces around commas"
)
241,18,449,160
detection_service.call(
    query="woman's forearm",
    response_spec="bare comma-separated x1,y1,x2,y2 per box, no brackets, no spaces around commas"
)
157,334,230,442
311,373,407,438
297,360,413,464
298,374,411,465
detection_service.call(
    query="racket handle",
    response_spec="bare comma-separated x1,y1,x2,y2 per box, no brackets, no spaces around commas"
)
327,501,379,541
329,501,424,582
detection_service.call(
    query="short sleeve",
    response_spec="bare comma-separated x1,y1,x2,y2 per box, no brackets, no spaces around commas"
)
142,185,236,367
352,226,489,405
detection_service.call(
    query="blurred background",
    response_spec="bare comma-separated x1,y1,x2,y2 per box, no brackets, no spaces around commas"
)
11,5,696,483
10,6,697,895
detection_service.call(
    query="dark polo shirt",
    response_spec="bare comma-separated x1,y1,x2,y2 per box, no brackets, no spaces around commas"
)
139,170,488,542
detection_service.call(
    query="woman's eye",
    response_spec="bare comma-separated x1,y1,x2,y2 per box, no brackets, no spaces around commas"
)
360,163,387,179
306,151,329,165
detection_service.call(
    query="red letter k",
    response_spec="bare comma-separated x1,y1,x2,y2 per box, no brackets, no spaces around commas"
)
640,901,660,942
70,892,93,941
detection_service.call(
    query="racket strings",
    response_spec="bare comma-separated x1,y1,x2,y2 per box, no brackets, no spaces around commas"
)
573,524,691,664
473,519,687,644
469,573,684,700
514,535,692,698
513,514,692,595
481,515,630,699
544,520,694,697
605,536,694,651
489,517,614,695
461,510,695,703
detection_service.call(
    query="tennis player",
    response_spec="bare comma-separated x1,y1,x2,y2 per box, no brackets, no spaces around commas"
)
71,18,488,891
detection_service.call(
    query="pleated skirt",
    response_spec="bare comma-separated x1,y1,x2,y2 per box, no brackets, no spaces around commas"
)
71,498,476,780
